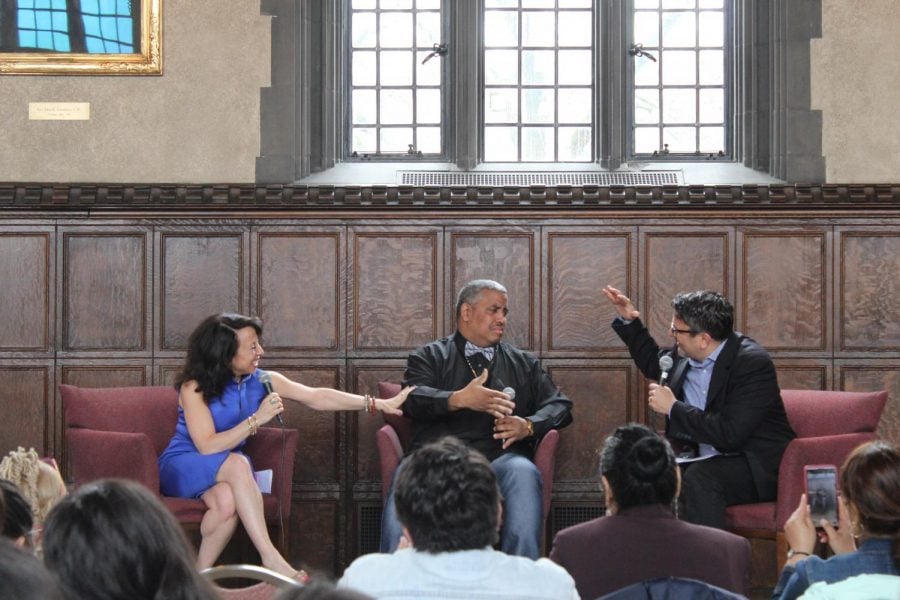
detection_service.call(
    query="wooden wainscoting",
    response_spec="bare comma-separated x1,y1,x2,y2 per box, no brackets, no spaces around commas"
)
0,183,897,577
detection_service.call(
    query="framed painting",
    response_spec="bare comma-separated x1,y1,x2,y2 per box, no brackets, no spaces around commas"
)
0,0,161,74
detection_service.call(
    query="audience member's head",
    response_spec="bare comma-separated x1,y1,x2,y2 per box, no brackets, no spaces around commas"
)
394,436,500,553
42,478,218,600
0,447,67,525
0,537,63,600
839,440,900,565
599,423,679,514
671,290,734,341
277,579,374,600
0,479,35,548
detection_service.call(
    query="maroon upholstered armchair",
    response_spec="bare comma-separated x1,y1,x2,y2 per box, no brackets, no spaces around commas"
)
59,384,299,553
724,389,888,574
374,381,560,546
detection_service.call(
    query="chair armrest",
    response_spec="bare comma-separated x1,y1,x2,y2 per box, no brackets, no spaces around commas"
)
244,427,299,517
774,432,877,529
376,424,404,504
534,429,560,522
67,428,160,491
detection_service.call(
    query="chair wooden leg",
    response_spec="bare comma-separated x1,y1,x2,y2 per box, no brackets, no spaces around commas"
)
775,530,788,575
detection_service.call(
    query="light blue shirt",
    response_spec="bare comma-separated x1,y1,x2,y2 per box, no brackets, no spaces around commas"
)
682,340,727,458
338,547,579,600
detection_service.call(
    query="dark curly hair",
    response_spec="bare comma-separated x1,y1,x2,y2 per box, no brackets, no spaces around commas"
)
671,290,734,341
174,313,263,401
395,437,500,553
599,423,678,512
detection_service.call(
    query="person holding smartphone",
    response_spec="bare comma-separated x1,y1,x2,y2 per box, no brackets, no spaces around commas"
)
773,440,900,599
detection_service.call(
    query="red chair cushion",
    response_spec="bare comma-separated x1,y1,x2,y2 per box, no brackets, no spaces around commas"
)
725,502,776,531
61,384,179,455
781,390,887,438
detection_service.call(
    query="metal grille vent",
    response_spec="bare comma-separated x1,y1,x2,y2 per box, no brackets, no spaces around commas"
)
357,504,382,556
399,171,680,186
550,504,603,540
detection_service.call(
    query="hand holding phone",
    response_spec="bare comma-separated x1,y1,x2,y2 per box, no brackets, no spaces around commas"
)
804,464,839,527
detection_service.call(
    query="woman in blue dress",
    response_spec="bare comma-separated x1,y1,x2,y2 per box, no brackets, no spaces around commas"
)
158,313,412,580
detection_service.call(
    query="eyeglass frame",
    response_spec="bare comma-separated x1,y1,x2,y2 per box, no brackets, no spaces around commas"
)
669,323,699,337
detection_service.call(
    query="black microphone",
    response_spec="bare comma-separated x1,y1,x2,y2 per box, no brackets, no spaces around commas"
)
658,354,673,387
258,371,283,425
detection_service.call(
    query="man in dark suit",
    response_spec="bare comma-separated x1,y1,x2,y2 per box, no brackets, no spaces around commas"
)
602,286,795,528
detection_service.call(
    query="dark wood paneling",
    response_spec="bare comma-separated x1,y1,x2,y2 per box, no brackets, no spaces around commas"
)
642,230,731,343
351,229,441,351
0,364,52,457
290,499,339,576
255,231,342,351
548,362,634,483
1,189,897,574
450,230,537,351
773,360,830,391
62,231,148,351
838,363,900,446
350,362,409,483
740,231,827,351
545,229,633,352
159,231,247,351
270,365,341,485
839,231,900,351
59,364,149,388
0,232,51,352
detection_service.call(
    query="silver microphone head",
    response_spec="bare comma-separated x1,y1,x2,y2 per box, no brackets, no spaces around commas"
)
658,355,674,372
502,386,516,400
258,371,273,392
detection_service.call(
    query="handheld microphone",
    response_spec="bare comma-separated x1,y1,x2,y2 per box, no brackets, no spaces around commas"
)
502,386,516,401
258,371,283,425
658,354,673,387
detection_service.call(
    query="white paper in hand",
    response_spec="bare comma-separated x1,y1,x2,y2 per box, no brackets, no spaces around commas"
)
254,469,273,494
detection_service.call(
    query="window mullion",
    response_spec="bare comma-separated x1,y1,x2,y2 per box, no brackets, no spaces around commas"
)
453,1,480,170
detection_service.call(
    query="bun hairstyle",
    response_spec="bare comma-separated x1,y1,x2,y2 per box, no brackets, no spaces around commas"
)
599,423,678,512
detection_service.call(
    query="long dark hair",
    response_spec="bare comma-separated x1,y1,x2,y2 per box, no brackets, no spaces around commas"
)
174,313,263,401
599,423,678,512
840,440,900,566
42,479,218,600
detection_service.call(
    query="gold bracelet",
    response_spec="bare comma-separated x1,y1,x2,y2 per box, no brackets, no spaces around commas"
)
525,418,535,437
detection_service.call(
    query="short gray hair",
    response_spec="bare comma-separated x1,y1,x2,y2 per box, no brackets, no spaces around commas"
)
455,279,507,318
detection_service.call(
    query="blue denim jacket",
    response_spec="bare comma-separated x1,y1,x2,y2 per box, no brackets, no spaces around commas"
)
772,538,899,600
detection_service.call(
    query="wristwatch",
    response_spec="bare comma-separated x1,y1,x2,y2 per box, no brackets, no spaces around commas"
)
786,548,811,560
524,418,535,437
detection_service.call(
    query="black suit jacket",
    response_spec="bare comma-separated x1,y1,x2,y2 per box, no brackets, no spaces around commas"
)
613,318,795,500
401,332,573,461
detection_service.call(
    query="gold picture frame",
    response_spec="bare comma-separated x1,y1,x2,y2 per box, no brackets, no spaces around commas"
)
0,0,161,75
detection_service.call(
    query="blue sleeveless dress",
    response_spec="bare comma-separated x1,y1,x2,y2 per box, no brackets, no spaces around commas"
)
158,370,267,499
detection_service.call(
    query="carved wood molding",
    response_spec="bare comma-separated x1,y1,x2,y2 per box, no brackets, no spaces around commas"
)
0,183,898,213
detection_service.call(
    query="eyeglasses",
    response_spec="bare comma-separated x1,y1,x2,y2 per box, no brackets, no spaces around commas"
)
670,324,698,337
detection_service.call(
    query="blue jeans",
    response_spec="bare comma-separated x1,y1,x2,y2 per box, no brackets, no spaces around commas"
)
379,452,543,559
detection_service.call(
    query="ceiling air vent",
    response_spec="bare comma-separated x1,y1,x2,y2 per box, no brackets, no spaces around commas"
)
398,171,681,186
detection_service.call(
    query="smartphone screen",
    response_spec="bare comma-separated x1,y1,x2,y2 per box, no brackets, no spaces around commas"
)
805,466,839,527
